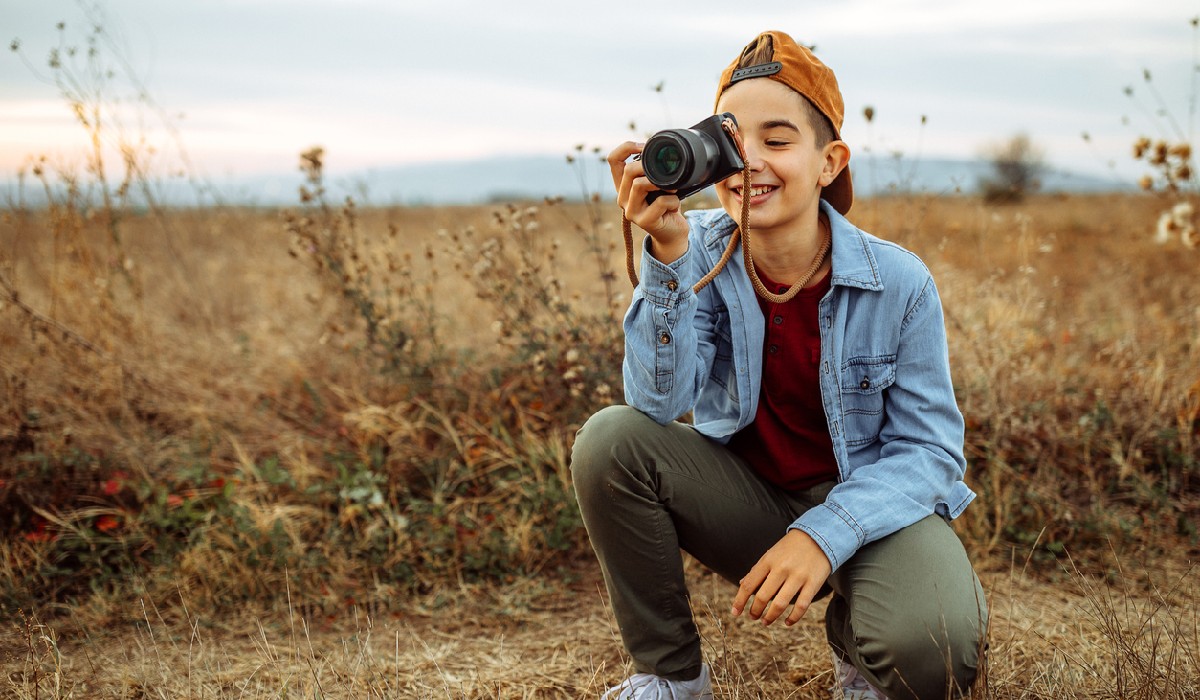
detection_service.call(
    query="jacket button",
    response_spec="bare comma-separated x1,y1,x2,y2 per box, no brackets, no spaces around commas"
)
860,378,870,390
666,280,678,291
659,332,671,345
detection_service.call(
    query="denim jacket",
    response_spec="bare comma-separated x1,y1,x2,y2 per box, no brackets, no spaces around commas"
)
622,200,974,572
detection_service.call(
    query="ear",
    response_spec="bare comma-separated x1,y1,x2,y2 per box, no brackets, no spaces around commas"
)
819,140,851,187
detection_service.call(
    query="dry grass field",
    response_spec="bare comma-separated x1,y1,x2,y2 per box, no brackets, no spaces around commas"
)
1,177,1198,697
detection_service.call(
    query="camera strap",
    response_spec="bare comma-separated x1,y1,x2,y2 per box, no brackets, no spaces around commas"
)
621,116,831,304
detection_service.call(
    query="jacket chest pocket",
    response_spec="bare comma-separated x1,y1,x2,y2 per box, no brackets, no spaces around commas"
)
839,355,896,447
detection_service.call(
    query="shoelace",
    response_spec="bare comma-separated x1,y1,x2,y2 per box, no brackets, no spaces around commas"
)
602,673,666,699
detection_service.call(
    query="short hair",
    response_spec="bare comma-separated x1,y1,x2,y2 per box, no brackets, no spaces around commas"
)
734,34,836,148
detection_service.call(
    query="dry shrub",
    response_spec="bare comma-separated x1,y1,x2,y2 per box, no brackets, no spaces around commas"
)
4,168,1200,618
853,195,1200,572
1,138,625,617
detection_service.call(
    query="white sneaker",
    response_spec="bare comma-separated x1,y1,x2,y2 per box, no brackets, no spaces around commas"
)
602,663,713,699
831,650,886,699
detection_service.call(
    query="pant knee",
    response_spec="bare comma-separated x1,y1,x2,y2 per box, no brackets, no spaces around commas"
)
865,616,985,699
570,405,652,501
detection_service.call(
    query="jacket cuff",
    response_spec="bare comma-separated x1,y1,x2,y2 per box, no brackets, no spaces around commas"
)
789,501,866,572
636,238,690,308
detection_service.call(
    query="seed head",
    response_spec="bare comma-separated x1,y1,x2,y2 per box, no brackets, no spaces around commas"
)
1182,225,1199,249
1171,201,1194,227
1156,211,1177,243
1150,141,1169,166
863,106,875,124
1168,142,1192,160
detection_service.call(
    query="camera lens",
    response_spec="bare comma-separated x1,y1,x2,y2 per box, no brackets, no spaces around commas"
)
649,143,683,178
642,129,715,191
640,113,744,201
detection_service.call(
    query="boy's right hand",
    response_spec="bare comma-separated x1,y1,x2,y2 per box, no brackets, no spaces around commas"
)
608,142,690,265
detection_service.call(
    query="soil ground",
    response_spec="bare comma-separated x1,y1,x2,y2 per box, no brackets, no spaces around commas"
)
5,555,1196,698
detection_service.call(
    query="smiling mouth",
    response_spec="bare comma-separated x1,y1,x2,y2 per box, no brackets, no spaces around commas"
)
733,185,777,198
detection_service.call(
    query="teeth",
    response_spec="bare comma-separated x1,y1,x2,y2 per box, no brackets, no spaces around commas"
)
746,186,773,197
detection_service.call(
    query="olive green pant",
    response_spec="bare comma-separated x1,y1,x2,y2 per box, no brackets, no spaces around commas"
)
571,406,987,700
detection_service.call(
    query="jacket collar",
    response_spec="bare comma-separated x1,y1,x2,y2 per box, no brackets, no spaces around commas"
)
824,199,883,292
694,200,883,292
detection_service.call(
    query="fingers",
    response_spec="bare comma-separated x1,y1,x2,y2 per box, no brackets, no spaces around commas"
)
784,581,819,627
748,570,785,621
738,572,813,627
730,565,764,617
607,141,644,206
760,575,803,626
608,141,678,217
732,530,832,628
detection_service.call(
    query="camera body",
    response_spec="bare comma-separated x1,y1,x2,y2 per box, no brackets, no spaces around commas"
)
642,112,745,202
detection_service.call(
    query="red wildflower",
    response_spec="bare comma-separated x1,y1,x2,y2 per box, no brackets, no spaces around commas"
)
96,515,120,532
23,521,54,543
102,479,122,496
166,494,184,508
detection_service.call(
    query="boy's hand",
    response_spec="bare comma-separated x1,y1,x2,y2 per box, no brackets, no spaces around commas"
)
607,142,690,264
731,529,831,627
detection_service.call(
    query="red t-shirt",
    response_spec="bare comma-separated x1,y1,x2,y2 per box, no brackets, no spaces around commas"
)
727,267,839,490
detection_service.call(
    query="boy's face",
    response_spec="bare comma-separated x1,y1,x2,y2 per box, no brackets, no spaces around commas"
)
714,79,847,238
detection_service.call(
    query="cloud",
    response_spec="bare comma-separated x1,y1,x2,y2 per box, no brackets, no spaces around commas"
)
1,0,1195,181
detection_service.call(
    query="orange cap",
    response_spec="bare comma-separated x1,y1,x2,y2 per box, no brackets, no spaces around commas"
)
715,30,853,214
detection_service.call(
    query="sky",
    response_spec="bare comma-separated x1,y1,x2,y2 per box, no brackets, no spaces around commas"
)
1,0,1197,190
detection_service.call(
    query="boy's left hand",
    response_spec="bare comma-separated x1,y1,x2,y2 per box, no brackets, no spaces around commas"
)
731,529,831,627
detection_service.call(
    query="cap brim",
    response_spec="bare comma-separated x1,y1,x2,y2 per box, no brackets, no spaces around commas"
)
822,165,853,215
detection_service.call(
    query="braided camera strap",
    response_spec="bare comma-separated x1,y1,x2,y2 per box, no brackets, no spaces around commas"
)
742,210,830,304
620,117,829,302
620,190,741,295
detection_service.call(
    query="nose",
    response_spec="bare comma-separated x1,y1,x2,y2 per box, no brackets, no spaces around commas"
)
741,144,765,172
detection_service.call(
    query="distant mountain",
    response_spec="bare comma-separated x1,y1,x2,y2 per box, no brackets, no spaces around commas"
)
1,154,1131,209
270,154,1133,206
310,154,1132,206
848,156,1131,197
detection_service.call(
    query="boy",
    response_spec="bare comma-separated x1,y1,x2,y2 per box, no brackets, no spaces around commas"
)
571,30,987,700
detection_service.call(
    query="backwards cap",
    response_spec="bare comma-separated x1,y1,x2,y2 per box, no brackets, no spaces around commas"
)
715,30,853,214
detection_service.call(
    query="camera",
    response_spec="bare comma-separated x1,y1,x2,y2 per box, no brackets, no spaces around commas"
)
641,112,745,202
